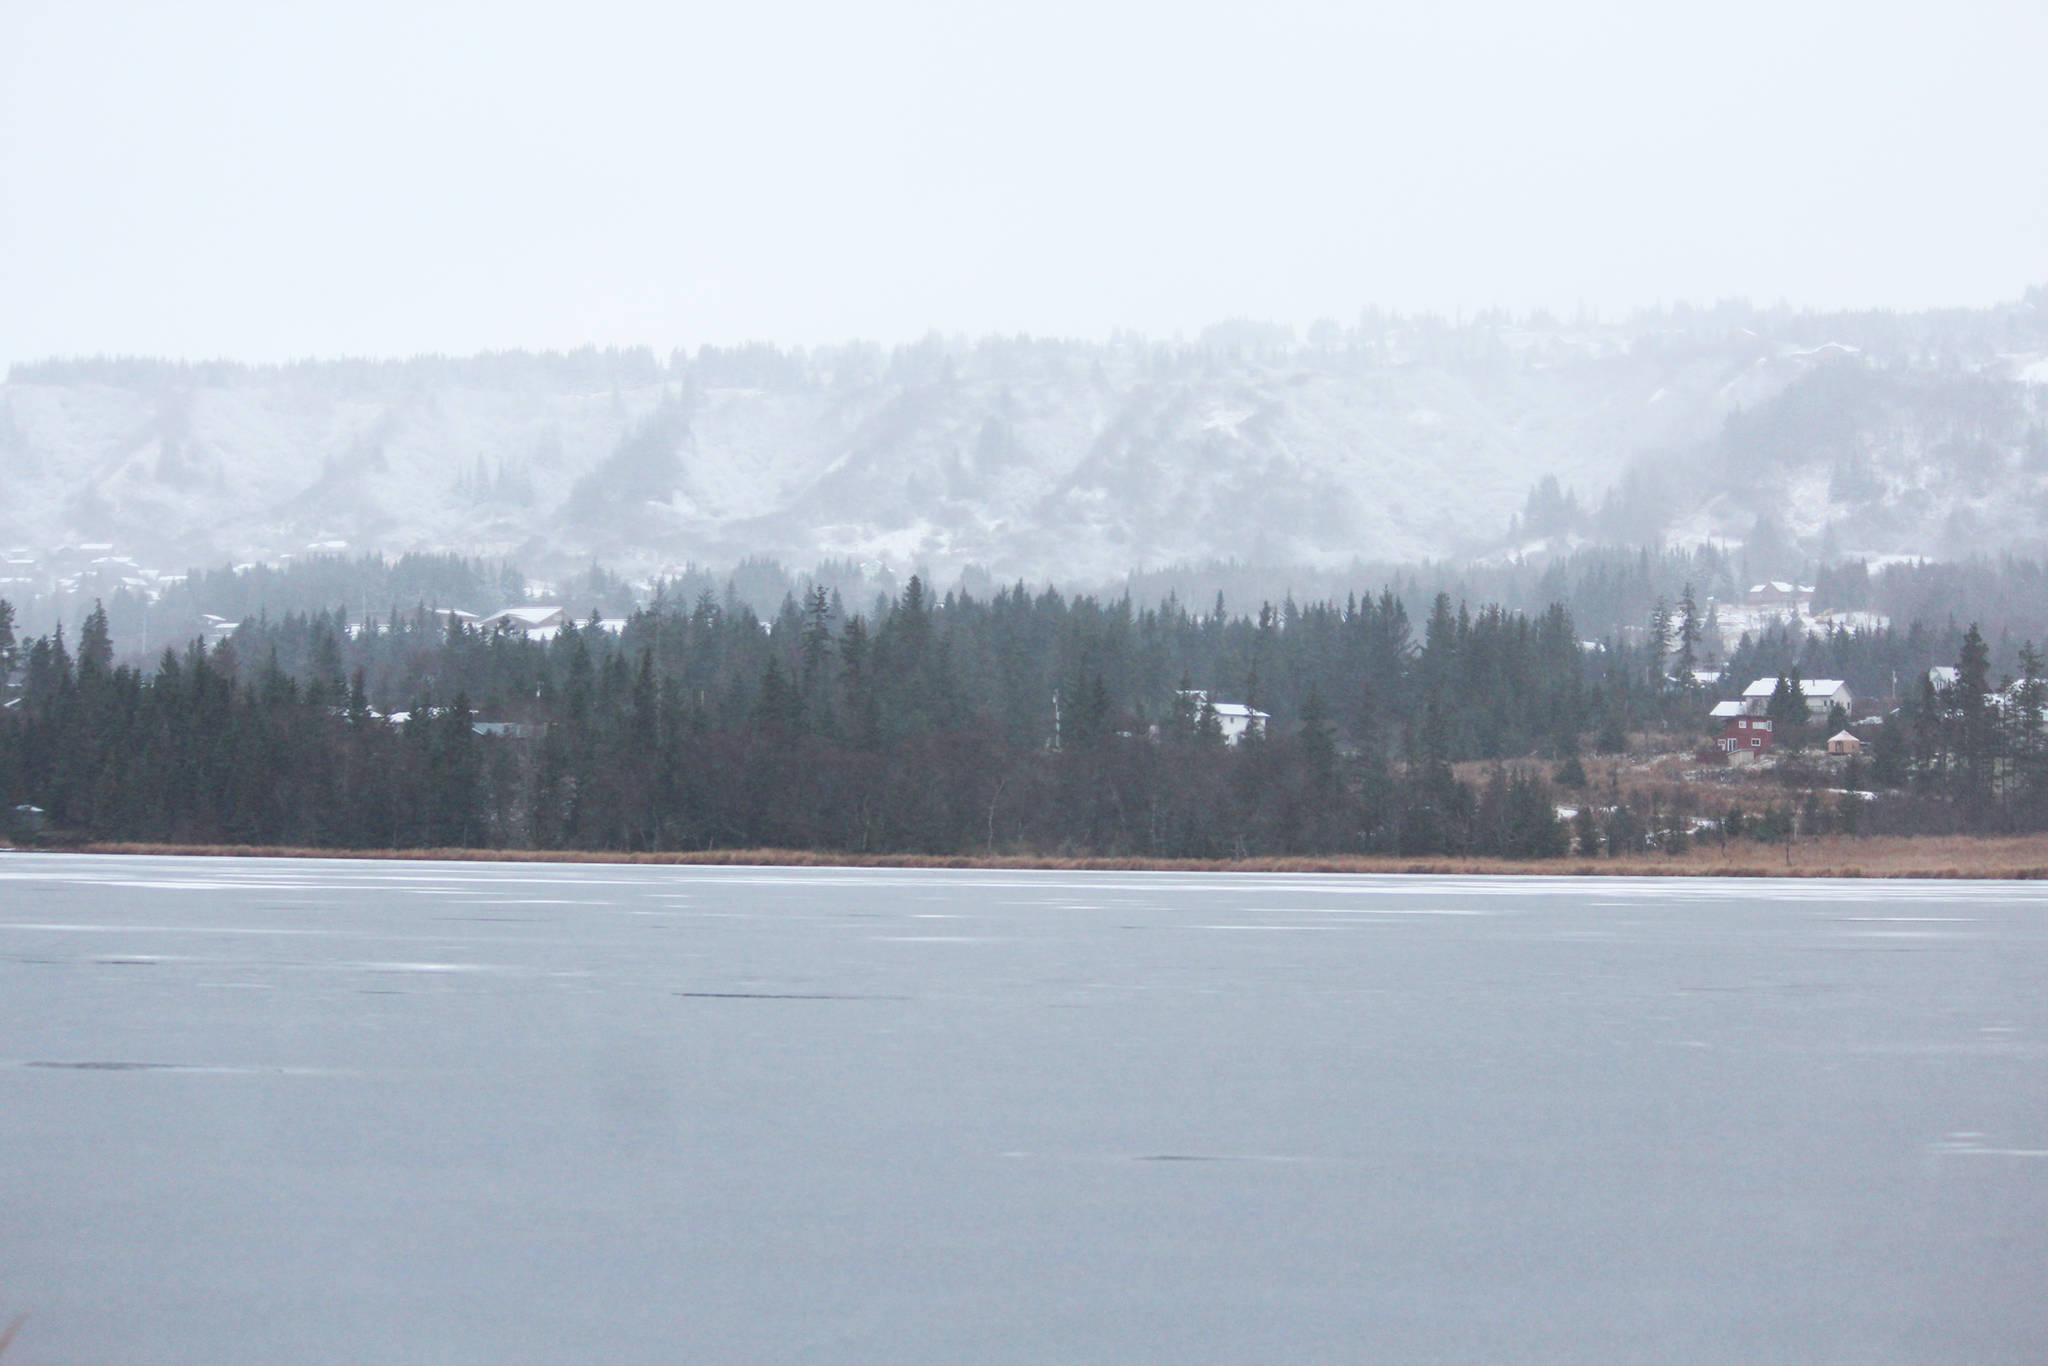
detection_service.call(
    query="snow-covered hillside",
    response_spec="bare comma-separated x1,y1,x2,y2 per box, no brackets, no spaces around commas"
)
3,293,2045,582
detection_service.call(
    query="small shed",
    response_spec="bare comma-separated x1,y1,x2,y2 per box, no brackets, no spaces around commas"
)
1826,730,1862,757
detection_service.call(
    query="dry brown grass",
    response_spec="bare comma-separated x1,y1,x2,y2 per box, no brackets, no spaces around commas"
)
55,833,2048,878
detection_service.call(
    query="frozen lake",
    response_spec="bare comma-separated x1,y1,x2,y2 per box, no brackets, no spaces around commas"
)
2,854,2045,1364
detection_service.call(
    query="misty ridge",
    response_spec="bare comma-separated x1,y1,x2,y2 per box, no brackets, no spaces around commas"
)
4,290,2046,591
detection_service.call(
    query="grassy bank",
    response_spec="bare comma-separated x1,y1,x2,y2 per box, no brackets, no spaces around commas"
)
27,834,2048,878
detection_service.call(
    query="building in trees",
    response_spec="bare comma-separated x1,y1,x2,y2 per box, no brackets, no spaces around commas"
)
1177,691,1268,746
1715,711,1775,758
1746,581,1816,611
479,606,569,639
1738,675,1853,718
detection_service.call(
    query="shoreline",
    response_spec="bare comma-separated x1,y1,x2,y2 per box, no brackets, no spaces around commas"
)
9,835,2048,879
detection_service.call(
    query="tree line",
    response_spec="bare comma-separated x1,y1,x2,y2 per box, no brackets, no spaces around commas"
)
4,582,2041,857
0,584,1586,858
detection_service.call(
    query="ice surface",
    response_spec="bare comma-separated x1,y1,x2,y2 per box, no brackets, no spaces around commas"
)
2,855,2046,1364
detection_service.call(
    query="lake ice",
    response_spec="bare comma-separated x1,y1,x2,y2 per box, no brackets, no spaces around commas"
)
2,854,2045,1364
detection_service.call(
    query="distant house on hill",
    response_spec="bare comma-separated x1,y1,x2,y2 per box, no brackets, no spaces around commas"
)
1715,712,1774,758
1746,581,1816,611
1738,676,1852,719
425,607,479,633
1178,690,1269,746
1211,701,1268,746
480,606,568,640
1709,676,1853,758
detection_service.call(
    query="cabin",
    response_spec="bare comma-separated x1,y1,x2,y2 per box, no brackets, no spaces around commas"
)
1826,730,1862,757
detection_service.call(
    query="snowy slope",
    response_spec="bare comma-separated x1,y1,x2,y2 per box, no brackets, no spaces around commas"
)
4,294,2046,580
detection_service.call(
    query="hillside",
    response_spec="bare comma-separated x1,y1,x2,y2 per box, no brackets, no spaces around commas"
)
4,294,2045,583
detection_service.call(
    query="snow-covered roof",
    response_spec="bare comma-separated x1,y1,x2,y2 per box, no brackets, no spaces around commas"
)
1210,703,1269,721
1828,730,1859,743
1709,700,1750,718
484,606,567,629
1741,677,1848,699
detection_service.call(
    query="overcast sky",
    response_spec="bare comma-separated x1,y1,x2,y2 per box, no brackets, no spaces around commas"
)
2,0,2043,370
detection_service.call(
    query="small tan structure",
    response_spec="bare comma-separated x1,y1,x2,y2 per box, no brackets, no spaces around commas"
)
1826,730,1862,757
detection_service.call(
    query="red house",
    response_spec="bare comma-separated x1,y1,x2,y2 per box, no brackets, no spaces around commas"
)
1709,699,1773,754
1719,715,1773,754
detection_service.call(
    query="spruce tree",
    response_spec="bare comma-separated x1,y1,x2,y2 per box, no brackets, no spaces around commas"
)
1648,597,1671,686
1675,584,1701,681
1955,623,1995,816
78,602,113,682
1766,672,1807,750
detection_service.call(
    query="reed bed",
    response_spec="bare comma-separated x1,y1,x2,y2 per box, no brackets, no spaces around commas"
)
40,834,2048,879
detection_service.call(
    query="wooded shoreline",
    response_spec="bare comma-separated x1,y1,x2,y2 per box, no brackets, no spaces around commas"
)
20,833,2048,880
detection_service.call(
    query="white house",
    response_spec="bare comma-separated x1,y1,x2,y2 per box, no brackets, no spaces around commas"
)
1738,676,1853,718
1211,701,1269,745
479,606,569,639
425,607,480,632
1179,690,1270,746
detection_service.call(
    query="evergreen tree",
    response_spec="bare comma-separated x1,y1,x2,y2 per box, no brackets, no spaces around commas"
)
1955,623,1995,817
1648,597,1671,685
1675,584,1701,681
799,585,835,733
753,656,802,736
77,602,113,682
1869,712,1910,789
1572,803,1601,856
1766,671,1808,750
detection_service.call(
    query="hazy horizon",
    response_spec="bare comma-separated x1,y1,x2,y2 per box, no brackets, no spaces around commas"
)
5,0,2044,373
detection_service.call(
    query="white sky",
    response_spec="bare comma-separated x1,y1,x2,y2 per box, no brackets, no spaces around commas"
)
2,0,2044,370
